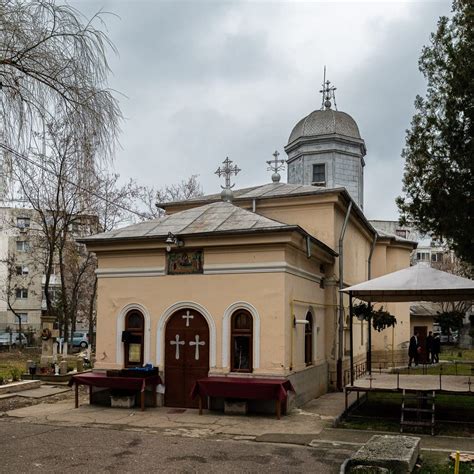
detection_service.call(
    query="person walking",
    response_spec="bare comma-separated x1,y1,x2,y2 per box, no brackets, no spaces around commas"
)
432,333,441,364
426,331,434,364
408,331,420,367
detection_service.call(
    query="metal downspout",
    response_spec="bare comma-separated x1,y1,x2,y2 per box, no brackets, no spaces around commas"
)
367,233,377,374
337,201,352,390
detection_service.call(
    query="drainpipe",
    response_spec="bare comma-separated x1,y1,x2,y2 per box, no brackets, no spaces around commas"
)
367,233,377,375
252,199,256,213
337,201,352,391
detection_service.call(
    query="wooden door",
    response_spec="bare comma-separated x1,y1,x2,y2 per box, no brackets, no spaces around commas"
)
414,326,428,364
164,309,209,408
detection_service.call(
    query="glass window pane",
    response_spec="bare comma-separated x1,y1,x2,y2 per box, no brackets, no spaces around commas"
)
233,312,251,330
233,336,250,370
127,312,143,329
312,164,325,183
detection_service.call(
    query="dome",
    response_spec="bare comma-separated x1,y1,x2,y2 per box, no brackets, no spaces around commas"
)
288,108,361,144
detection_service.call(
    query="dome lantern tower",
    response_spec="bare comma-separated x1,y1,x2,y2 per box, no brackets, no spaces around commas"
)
284,71,367,209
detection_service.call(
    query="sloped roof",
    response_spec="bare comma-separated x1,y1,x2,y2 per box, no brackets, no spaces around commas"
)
341,263,474,302
80,201,337,256
160,182,346,207
410,302,440,316
374,228,418,246
82,201,289,241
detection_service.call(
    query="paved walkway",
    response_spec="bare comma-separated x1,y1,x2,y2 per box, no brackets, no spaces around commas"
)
1,386,473,453
2,389,356,438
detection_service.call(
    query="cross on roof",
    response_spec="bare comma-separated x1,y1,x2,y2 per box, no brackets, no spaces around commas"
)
319,66,338,110
215,157,241,201
266,150,286,183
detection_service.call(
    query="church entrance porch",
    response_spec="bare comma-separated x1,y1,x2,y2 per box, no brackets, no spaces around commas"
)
164,308,210,408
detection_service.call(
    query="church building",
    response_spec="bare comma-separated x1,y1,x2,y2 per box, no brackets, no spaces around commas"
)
82,80,415,410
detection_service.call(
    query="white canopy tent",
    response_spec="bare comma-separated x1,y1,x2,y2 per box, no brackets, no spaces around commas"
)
340,263,474,385
341,263,474,303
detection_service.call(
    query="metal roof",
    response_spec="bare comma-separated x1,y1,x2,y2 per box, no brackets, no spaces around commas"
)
160,183,348,207
373,228,418,246
80,201,337,257
288,109,361,144
341,263,474,302
82,201,291,241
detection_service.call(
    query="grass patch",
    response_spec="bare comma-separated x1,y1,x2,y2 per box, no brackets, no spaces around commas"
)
0,349,40,383
441,348,474,362
396,363,474,376
416,451,474,474
341,392,474,437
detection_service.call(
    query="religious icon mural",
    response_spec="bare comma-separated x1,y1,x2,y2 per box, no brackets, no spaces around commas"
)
167,250,203,275
164,309,209,408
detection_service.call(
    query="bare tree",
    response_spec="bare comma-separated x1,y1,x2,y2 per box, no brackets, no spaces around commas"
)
139,175,203,219
0,0,121,158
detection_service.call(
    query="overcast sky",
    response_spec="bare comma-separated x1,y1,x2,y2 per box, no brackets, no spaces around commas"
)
74,0,451,220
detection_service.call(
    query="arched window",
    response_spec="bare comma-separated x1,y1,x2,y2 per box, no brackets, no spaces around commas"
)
123,310,144,367
231,310,253,373
305,312,313,366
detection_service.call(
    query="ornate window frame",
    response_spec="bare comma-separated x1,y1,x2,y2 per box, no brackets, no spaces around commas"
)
222,302,260,370
116,303,151,366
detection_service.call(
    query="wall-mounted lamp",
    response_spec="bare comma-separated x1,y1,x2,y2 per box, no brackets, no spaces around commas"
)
293,317,310,328
165,232,184,252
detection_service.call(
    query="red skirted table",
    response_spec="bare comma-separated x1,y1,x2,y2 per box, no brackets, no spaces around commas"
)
68,372,162,411
190,377,295,419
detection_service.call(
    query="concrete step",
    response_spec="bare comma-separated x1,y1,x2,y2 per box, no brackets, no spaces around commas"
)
0,380,41,396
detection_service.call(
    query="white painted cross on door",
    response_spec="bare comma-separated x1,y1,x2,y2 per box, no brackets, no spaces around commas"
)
189,335,205,360
182,311,194,327
170,334,185,359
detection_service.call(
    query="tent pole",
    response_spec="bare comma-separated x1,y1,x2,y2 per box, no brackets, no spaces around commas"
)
367,233,377,376
368,304,372,375
349,291,354,386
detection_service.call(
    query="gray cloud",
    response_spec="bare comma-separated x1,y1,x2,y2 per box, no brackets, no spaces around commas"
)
73,0,451,220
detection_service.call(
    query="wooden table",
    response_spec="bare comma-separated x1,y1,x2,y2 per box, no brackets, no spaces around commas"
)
68,372,162,411
190,377,295,419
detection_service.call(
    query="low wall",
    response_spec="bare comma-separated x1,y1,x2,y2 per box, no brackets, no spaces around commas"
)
287,361,328,408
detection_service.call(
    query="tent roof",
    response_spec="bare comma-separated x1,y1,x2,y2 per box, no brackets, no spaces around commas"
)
341,263,474,302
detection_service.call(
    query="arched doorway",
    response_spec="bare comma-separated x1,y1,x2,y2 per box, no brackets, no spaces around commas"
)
164,308,209,408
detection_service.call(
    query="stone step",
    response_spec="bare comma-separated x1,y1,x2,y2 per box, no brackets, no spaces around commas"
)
0,380,41,396
400,420,433,427
401,407,434,413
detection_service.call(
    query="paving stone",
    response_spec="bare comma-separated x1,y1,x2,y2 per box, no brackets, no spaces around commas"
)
348,435,420,474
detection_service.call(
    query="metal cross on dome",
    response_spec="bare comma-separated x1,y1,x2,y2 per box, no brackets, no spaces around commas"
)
319,66,338,111
215,157,241,190
266,150,286,183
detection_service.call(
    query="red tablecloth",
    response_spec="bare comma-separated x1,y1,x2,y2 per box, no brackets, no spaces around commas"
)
68,372,162,392
190,377,294,402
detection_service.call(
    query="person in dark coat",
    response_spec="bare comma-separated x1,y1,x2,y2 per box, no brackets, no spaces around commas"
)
426,331,434,364
432,333,441,364
408,331,420,367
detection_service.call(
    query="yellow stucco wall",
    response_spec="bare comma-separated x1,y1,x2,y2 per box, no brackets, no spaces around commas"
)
89,190,415,393
92,240,333,382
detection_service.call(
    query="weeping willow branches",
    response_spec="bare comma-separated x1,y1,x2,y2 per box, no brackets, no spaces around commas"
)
0,0,121,159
